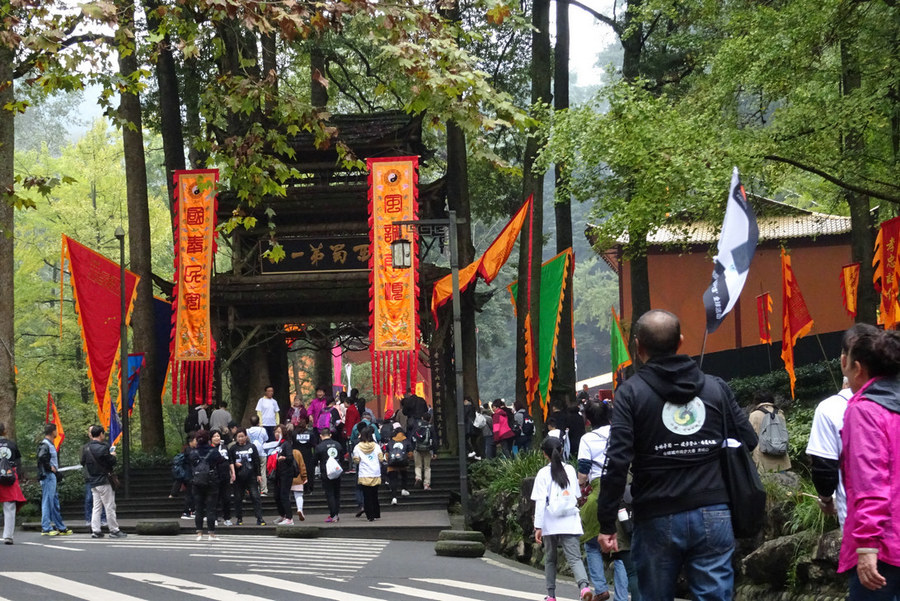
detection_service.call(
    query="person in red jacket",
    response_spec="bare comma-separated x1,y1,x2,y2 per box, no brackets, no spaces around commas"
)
343,396,361,444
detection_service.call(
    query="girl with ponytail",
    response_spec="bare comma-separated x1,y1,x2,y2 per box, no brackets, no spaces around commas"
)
531,436,594,601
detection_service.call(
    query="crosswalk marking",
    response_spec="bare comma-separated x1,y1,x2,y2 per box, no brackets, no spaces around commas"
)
218,572,384,601
113,573,271,601
20,541,84,551
214,559,356,571
374,582,502,601
3,572,145,601
411,578,546,600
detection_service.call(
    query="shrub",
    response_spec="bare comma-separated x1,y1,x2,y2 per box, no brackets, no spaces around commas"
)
727,359,842,409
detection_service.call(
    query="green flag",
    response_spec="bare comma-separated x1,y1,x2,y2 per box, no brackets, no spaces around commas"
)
509,249,572,412
611,307,632,389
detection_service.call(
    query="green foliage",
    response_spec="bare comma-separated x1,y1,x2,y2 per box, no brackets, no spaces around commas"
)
726,360,841,408
469,450,545,502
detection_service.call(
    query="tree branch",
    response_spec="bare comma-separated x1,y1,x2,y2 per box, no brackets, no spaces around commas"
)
763,154,900,204
14,33,113,79
568,0,622,36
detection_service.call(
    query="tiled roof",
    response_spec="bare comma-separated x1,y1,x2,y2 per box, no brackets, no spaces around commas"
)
644,212,852,245
589,196,852,247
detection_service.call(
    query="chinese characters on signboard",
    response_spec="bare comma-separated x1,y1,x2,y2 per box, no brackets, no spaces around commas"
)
258,235,370,274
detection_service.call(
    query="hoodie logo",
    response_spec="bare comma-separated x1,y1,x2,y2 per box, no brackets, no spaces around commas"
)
662,397,706,435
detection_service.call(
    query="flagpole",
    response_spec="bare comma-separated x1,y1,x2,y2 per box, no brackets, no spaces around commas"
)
698,329,709,369
115,226,130,498
814,332,839,391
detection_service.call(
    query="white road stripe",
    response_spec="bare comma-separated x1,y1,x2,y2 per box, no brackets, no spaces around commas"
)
3,573,145,601
112,573,271,601
213,559,356,571
218,572,383,601
20,542,84,551
374,582,494,601
411,578,546,600
480,556,546,579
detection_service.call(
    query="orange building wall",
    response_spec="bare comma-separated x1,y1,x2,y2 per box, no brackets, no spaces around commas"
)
620,242,855,356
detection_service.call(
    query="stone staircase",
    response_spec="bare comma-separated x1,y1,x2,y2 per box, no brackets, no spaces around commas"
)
61,460,461,521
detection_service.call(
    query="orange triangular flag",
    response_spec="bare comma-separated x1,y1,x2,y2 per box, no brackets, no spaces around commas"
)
781,249,814,398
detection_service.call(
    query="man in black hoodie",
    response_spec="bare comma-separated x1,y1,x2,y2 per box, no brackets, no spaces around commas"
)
81,426,126,539
597,309,756,601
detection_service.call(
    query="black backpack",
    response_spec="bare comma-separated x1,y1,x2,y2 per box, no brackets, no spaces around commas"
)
413,425,433,452
387,441,409,467
184,409,200,434
521,413,535,437
0,453,14,486
191,450,215,486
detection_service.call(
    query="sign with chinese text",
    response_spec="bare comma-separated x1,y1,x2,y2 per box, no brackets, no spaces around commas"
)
259,235,370,274
368,157,419,398
874,217,900,329
171,169,218,404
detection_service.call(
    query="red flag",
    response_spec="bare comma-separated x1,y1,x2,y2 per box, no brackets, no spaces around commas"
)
62,236,140,427
45,392,65,451
781,249,814,398
756,292,773,344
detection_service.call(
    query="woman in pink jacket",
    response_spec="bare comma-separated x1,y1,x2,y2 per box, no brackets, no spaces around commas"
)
840,326,900,599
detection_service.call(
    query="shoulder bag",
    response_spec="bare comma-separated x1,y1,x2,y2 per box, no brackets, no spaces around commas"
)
719,392,766,538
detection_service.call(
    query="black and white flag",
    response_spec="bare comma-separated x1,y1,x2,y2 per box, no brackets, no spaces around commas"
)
703,167,759,333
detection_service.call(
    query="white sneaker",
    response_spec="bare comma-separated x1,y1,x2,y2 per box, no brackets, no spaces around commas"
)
401,489,410,496
224,520,233,526
467,451,476,458
281,519,294,525
208,533,218,541
391,497,398,505
195,532,203,541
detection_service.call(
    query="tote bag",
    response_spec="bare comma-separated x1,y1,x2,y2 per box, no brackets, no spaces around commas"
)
719,392,767,538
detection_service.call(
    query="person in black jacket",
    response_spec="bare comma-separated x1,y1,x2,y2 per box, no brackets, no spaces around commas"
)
80,425,126,539
229,429,265,526
315,428,344,522
0,422,27,544
273,423,296,525
597,310,757,601
189,430,226,541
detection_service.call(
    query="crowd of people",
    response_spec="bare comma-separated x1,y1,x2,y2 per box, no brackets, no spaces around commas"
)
527,311,900,601
172,385,439,539
2,308,898,601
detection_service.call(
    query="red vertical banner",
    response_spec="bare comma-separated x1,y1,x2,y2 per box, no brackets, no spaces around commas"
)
61,236,139,427
171,169,219,405
46,392,65,451
756,292,773,344
368,157,419,400
781,249,814,398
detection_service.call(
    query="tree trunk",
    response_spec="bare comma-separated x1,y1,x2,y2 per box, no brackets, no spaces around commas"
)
310,43,327,108
262,33,277,96
446,121,479,407
184,56,205,168
267,335,291,417
143,0,185,212
517,0,550,425
314,343,332,395
241,350,270,425
552,0,576,401
0,47,17,438
118,3,165,452
840,40,876,324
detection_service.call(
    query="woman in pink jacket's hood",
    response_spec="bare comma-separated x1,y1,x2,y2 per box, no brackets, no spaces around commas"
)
839,325,900,599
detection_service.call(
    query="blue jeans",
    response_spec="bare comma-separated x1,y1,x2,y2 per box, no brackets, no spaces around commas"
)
614,551,641,601
40,473,67,532
632,504,734,601
850,561,900,600
584,538,610,595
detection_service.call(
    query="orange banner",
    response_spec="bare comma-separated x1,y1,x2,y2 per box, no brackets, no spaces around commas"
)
368,157,419,398
171,169,218,404
841,263,860,318
431,196,531,323
757,292,773,344
781,249,814,399
873,217,900,328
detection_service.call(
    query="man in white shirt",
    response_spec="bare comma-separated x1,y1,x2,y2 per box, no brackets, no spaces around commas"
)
807,376,853,527
256,386,280,441
247,415,269,496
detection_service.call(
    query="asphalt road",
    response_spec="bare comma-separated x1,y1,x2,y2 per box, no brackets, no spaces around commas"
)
0,532,583,601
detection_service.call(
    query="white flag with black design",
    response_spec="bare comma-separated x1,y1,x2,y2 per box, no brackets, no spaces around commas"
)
703,167,759,333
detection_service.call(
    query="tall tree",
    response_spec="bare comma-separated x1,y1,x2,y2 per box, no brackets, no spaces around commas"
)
552,0,575,401
0,45,15,437
516,0,550,420
116,0,165,451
